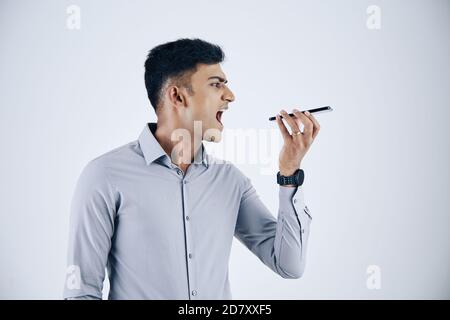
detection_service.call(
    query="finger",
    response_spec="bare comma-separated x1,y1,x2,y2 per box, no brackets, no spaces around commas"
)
292,109,313,140
275,114,291,141
305,111,321,139
280,109,301,134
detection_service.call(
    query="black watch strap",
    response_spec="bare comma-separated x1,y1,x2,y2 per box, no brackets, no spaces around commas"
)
277,169,304,186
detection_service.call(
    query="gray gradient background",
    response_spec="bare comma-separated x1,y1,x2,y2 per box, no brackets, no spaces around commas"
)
1,0,449,299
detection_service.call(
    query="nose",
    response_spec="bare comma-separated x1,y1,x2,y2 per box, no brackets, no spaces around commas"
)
223,86,235,103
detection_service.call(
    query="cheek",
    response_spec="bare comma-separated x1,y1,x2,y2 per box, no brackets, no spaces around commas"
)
190,105,211,123
189,93,217,119
197,101,216,119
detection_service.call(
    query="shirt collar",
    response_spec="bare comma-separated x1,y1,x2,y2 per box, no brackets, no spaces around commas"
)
138,122,208,168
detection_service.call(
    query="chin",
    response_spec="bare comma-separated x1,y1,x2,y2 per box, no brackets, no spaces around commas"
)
204,126,223,143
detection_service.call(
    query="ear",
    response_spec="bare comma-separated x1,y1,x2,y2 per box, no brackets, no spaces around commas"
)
166,85,188,109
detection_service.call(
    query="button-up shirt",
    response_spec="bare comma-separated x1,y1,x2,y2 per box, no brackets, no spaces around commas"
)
63,122,312,300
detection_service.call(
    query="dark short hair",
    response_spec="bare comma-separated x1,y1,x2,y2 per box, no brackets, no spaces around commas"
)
144,38,225,113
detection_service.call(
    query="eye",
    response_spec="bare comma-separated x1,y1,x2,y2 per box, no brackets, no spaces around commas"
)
211,82,223,88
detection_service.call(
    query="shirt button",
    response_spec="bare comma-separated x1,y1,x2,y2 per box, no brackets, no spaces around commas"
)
301,228,305,234
191,290,197,296
188,253,193,259
293,199,297,203
186,216,190,221
176,169,182,175
183,180,187,184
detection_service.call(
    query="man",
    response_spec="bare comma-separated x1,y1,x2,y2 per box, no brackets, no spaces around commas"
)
63,38,320,300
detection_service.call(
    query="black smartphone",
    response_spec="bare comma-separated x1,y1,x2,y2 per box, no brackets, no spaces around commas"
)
269,106,333,121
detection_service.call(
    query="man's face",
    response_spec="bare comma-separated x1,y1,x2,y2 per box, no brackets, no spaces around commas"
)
182,63,235,142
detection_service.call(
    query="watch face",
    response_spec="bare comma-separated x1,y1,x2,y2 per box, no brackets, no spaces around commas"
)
296,169,304,185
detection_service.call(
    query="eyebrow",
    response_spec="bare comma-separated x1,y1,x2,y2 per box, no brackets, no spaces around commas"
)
208,76,228,84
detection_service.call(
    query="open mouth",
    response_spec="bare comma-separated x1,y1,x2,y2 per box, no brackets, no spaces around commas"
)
216,111,224,126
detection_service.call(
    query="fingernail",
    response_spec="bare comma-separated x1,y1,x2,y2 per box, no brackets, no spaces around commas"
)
305,111,310,116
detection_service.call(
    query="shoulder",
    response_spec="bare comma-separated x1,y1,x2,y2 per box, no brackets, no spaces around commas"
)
77,140,138,189
90,140,140,168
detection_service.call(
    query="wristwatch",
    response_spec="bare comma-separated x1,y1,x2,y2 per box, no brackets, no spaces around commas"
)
277,169,304,186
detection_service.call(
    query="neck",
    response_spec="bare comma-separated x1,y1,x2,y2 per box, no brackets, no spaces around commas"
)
154,120,202,171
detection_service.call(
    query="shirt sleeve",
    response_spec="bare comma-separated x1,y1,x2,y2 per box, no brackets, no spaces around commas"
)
63,160,118,300
234,176,312,279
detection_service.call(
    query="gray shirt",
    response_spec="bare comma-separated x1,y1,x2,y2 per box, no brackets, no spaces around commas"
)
63,122,312,300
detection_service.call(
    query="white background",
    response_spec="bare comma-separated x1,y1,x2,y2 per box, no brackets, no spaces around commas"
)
0,0,449,299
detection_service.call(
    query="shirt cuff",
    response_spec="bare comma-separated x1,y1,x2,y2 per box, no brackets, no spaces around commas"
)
279,185,302,213
279,185,298,203
279,185,311,217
